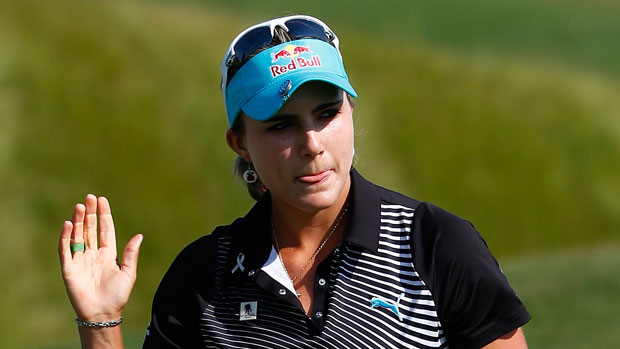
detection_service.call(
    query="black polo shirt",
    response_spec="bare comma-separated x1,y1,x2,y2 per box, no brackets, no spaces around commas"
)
143,169,530,348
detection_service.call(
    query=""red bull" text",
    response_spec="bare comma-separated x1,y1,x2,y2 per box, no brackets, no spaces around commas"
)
270,56,322,77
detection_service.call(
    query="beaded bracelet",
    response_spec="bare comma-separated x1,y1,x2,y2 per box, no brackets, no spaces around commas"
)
75,316,123,328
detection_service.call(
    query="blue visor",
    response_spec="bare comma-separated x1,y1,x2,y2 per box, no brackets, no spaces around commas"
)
224,39,357,127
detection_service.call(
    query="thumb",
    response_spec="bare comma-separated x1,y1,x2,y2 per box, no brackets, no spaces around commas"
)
121,234,143,278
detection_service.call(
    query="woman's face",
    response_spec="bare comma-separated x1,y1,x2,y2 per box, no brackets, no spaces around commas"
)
230,81,354,212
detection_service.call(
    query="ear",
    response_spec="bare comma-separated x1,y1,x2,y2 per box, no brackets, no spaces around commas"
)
226,128,251,162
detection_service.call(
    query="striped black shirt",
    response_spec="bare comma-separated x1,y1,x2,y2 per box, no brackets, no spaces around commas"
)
143,169,530,348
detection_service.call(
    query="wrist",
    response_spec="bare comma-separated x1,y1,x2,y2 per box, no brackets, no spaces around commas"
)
76,316,123,328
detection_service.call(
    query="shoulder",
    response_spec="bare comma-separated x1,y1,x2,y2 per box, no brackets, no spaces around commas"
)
372,178,476,245
354,170,482,257
157,218,244,292
179,222,237,255
368,176,487,264
412,202,484,256
375,186,485,265
408,201,495,288
377,184,422,208
409,202,496,296
167,219,241,271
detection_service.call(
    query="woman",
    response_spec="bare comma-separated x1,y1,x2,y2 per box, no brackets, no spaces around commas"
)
59,15,530,348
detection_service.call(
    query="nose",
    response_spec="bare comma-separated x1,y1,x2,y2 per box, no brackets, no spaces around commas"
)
300,130,324,158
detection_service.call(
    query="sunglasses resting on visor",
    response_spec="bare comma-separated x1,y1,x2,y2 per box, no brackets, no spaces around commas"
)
220,15,341,90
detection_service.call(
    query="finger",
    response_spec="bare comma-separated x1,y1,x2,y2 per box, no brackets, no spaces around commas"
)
84,194,98,250
97,196,116,252
59,220,73,264
121,234,143,279
71,203,86,248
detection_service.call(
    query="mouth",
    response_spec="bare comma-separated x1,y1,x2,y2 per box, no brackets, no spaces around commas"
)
296,169,332,184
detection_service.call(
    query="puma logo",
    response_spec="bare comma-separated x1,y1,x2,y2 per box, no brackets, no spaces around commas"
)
369,293,405,321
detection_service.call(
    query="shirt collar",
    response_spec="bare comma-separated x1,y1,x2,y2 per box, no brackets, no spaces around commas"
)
225,168,381,281
344,168,381,252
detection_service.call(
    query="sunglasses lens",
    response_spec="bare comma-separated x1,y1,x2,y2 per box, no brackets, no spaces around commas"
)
232,26,273,62
285,19,328,41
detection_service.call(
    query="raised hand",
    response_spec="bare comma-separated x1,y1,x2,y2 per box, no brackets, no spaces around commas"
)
59,194,143,323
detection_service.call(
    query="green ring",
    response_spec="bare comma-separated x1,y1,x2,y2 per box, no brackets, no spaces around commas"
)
70,242,85,254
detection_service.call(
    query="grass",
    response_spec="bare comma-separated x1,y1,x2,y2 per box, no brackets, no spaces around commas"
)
502,241,620,348
1,0,619,346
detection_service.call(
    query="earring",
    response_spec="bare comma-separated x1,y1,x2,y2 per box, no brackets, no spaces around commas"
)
243,163,257,183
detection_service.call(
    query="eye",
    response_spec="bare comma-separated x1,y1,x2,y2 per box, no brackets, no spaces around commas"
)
318,108,339,120
267,120,293,131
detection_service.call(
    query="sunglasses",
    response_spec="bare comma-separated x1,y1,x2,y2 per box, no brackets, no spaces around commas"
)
220,15,341,90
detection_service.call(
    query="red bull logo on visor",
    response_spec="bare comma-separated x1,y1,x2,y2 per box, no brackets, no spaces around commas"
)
271,44,313,63
269,44,321,78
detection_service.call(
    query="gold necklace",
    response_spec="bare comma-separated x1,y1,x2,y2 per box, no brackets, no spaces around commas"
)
272,204,349,284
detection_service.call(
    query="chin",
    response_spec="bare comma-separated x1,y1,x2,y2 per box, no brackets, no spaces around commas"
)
294,184,346,212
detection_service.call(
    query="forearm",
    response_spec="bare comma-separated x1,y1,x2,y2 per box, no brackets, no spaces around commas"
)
78,326,124,349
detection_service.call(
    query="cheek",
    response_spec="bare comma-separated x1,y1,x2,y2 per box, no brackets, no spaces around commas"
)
244,134,293,182
330,117,354,157
247,135,291,160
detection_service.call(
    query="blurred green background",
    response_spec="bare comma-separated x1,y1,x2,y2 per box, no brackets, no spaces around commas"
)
1,0,619,347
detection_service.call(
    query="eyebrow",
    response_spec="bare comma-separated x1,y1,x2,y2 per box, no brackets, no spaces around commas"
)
268,99,343,122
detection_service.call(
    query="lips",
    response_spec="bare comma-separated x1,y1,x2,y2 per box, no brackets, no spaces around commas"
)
296,170,331,184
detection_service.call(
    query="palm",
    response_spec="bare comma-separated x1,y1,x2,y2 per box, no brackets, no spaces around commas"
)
59,195,143,321
62,247,130,318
